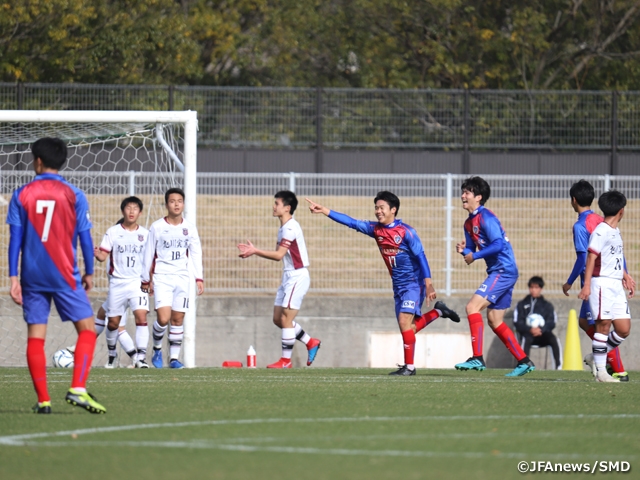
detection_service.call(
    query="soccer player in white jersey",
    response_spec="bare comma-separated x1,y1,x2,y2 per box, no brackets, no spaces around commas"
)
578,190,634,383
94,198,151,368
141,188,204,369
237,190,321,368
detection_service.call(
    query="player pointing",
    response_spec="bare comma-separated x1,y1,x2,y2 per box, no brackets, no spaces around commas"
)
7,137,105,414
141,188,204,369
306,192,460,376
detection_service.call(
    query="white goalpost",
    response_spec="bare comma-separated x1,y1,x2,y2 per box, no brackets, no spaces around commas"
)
0,110,200,368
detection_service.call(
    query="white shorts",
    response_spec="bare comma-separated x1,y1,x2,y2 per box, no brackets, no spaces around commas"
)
106,278,150,322
154,273,191,312
589,277,630,320
274,268,310,310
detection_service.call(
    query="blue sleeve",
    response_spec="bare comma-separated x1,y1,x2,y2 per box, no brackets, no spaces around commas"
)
8,225,23,277
461,227,476,256
328,210,375,237
404,227,431,279
566,251,587,285
79,230,94,275
573,223,589,253
75,190,93,232
6,190,22,227
472,216,503,260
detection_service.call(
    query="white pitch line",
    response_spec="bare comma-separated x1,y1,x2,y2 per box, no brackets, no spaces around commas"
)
2,414,640,446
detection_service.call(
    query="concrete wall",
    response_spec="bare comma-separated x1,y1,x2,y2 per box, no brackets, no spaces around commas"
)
1,295,638,372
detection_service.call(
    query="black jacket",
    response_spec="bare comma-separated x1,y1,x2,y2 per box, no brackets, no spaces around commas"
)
513,294,557,336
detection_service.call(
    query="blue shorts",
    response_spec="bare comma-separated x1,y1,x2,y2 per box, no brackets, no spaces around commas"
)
394,284,425,319
580,300,594,324
22,288,94,325
475,273,517,310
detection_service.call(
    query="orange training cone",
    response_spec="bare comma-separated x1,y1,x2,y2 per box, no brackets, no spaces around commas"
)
562,309,583,370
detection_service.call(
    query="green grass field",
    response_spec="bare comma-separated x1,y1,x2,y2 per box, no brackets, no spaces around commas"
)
1,367,638,480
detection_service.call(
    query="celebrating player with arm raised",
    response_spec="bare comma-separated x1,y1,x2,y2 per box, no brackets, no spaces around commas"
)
7,137,105,414
94,197,151,368
306,191,460,376
141,188,204,369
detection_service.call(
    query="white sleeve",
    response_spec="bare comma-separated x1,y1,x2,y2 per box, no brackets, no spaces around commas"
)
99,230,113,252
279,225,295,248
141,225,156,283
588,229,605,254
188,225,204,281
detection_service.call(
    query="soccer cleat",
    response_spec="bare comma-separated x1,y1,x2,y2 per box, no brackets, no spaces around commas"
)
32,401,51,414
388,364,416,376
65,389,106,414
105,354,117,369
612,372,629,382
169,359,184,369
596,370,620,383
135,359,150,369
434,301,460,323
584,354,597,378
266,358,292,369
505,360,536,377
455,356,486,371
306,338,322,366
151,348,163,368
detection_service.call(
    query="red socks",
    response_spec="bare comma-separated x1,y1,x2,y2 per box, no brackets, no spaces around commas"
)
468,313,484,357
493,322,527,361
401,330,416,366
27,338,49,403
71,330,97,390
414,309,439,333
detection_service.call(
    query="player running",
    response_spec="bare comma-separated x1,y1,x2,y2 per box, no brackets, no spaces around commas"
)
94,198,150,369
306,191,460,376
578,190,633,382
141,188,204,369
237,191,321,369
454,176,535,377
562,180,634,381
7,137,105,414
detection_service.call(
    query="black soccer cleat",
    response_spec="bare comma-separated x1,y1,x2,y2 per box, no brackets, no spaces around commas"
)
32,401,52,414
435,301,460,323
388,364,416,376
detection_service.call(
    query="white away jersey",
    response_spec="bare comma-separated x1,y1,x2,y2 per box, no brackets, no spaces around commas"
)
278,218,309,271
142,217,203,282
588,222,624,280
99,224,149,280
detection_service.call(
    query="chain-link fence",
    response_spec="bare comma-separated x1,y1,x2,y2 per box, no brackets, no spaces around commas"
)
2,84,640,151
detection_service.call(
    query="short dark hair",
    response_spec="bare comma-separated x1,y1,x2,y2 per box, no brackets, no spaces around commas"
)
165,187,185,204
31,137,67,170
461,176,491,205
374,191,400,215
120,196,143,212
528,276,544,288
598,190,626,217
274,190,298,214
570,180,595,207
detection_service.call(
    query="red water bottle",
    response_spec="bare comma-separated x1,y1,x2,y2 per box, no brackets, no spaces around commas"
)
247,345,256,368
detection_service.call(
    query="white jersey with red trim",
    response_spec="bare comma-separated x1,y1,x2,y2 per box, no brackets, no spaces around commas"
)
142,217,203,282
278,218,309,271
99,224,149,280
588,222,624,280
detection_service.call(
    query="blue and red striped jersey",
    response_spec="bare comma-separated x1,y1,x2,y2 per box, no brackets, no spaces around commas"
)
6,173,92,291
328,211,431,289
462,205,518,276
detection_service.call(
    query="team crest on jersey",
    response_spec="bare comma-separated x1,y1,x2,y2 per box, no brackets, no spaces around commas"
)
478,284,487,292
138,235,145,242
402,300,415,309
394,235,402,244
473,226,479,234
183,229,188,236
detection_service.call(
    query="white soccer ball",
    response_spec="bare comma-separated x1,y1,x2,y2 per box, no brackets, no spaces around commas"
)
53,348,74,368
525,313,545,329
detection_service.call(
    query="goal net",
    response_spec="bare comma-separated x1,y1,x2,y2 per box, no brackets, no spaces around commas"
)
0,110,199,368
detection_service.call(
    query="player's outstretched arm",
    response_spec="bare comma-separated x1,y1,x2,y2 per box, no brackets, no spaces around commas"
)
305,198,330,216
237,240,288,261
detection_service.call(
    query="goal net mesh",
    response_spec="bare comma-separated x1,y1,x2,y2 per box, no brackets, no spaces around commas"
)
0,120,184,367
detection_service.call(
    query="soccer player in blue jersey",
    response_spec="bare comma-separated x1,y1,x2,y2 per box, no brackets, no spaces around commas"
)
454,176,535,377
306,191,460,376
562,180,633,381
7,137,105,414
